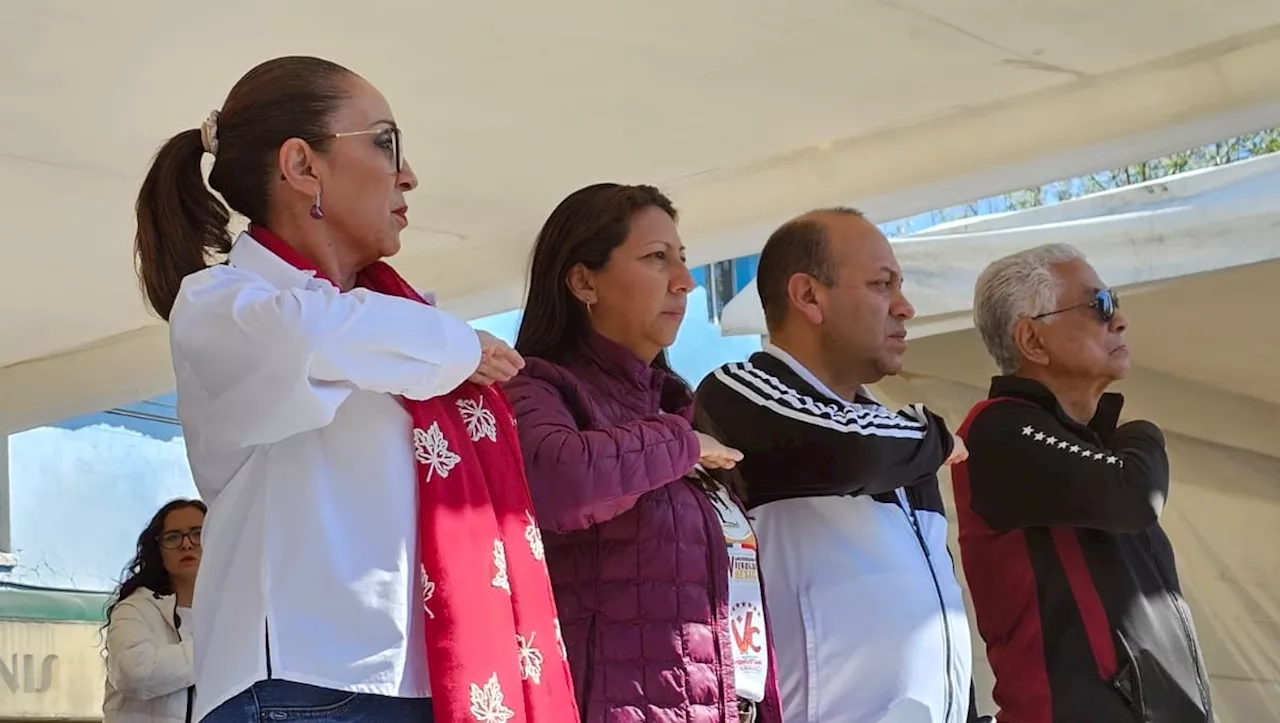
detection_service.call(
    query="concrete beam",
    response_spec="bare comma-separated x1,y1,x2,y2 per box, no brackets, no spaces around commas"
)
9,29,1280,432
720,153,1280,337
374,26,1280,324
679,25,1280,257
0,326,173,435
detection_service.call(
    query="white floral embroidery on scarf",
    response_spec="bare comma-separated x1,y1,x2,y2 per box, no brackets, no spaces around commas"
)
457,397,498,443
469,673,515,722
413,422,461,480
492,540,511,594
516,632,544,684
524,511,545,561
420,564,436,619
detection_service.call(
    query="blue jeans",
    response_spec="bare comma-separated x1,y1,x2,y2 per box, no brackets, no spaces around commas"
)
202,679,435,722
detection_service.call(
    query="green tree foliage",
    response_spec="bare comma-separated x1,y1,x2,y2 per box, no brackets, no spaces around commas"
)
879,126,1280,236
1014,126,1280,209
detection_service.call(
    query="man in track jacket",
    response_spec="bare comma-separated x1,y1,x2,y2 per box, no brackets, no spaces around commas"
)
953,243,1212,722
697,208,988,723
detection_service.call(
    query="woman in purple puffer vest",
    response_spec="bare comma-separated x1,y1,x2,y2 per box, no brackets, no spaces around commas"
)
505,183,783,723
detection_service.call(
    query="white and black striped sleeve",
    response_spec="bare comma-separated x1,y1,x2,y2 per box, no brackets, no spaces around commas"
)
695,362,952,506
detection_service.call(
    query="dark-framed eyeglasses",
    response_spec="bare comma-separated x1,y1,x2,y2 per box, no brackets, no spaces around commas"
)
314,126,404,173
1031,288,1119,324
159,528,202,550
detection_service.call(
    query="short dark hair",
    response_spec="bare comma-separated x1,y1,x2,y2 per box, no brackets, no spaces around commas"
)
755,207,864,331
515,183,678,363
134,56,354,320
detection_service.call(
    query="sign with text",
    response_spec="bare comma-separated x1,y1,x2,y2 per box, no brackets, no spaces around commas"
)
0,620,104,720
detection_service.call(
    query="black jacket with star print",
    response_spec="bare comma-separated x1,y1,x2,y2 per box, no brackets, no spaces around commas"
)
952,376,1212,723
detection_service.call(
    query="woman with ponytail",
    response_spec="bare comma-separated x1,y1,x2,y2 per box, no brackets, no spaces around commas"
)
135,56,577,723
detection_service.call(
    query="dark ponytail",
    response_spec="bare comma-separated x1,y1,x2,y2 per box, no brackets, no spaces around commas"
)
134,129,232,320
133,55,354,321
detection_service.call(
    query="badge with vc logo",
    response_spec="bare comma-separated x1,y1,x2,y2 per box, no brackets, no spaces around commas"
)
712,487,770,702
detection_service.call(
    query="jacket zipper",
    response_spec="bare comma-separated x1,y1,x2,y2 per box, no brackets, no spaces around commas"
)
1147,540,1210,715
701,486,733,722
170,603,194,723
898,491,956,723
1167,594,1209,712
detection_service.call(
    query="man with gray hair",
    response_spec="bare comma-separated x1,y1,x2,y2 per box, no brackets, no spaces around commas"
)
952,243,1212,722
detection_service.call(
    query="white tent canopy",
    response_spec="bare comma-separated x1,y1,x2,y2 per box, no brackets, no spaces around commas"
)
4,1,1280,434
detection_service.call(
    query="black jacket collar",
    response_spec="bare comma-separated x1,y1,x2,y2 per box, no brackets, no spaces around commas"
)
988,375,1125,439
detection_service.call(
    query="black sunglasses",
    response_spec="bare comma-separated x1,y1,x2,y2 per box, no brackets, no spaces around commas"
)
1031,288,1119,323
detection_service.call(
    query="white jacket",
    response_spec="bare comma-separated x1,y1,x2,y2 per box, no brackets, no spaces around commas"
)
103,588,194,723
698,346,975,723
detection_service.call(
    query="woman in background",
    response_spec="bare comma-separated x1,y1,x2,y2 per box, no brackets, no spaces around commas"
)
506,182,783,723
103,498,207,723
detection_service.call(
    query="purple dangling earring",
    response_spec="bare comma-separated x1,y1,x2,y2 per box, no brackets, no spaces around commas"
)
309,188,324,220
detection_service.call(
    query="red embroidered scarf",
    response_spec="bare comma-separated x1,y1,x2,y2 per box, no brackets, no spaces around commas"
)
248,226,578,723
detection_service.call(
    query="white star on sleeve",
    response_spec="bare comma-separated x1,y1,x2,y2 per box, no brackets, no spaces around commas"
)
1020,425,1126,469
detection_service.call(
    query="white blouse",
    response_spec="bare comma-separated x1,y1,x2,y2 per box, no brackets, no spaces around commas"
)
169,233,482,720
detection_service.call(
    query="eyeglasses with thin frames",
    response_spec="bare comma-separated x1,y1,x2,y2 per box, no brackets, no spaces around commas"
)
311,126,404,173
1031,288,1119,324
